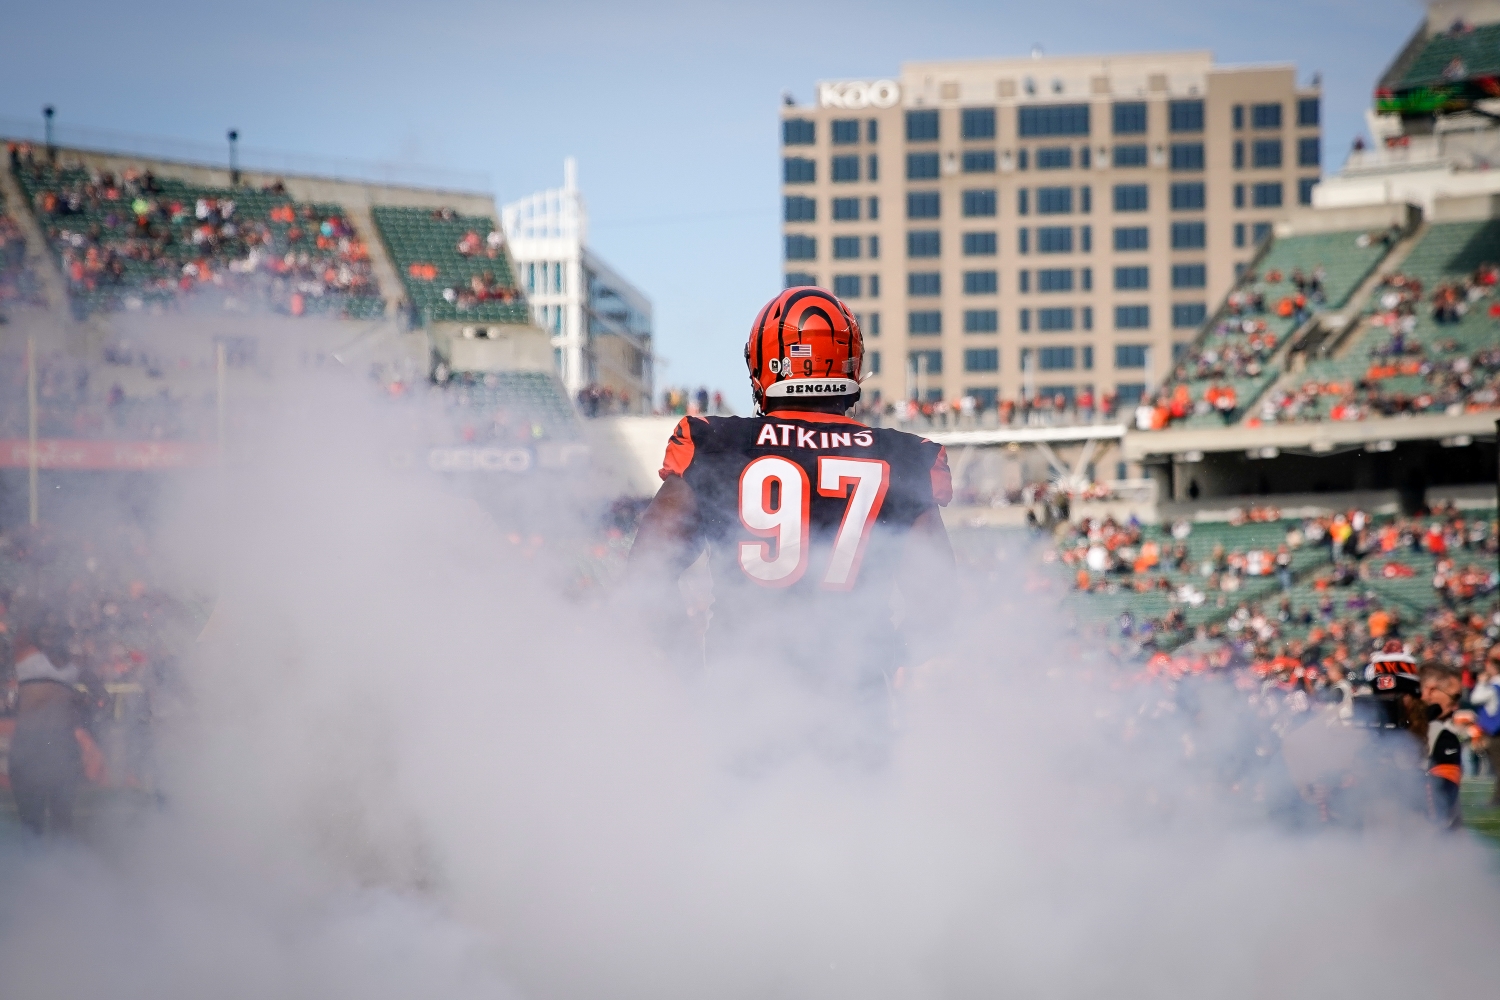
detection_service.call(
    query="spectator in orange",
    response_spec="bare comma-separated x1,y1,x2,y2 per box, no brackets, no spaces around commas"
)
1368,606,1391,639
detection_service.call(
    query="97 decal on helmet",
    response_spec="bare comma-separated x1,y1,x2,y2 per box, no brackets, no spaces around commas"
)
744,287,864,414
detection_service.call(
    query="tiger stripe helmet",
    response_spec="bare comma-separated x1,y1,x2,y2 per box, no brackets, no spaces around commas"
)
745,287,863,414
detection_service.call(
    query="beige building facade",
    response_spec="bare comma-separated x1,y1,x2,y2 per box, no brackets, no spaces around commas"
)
780,51,1321,409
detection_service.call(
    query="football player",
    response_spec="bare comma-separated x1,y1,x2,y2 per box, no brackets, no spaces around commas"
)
627,288,955,696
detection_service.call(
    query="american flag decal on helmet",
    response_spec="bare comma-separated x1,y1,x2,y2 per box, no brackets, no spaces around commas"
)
789,344,813,357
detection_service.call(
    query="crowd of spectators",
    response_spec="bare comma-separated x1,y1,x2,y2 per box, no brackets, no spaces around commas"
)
855,389,1122,431
9,143,383,318
0,204,46,316
0,346,214,442
0,520,197,793
658,387,727,417
576,384,634,417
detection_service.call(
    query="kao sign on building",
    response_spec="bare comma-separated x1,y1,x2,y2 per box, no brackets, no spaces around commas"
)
817,79,900,110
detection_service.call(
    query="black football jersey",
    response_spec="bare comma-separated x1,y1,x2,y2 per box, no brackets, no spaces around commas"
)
659,410,950,670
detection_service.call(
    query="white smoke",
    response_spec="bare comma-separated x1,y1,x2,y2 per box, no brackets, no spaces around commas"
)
0,369,1494,999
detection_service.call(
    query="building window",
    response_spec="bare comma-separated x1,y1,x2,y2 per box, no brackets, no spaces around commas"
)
1252,182,1283,207
1081,225,1092,251
1234,222,1246,247
1232,104,1244,130
1018,270,1031,293
1019,104,1090,137
868,155,879,180
1018,228,1030,254
909,349,943,373
907,153,940,179
831,155,860,182
783,119,815,145
1172,263,1206,288
1080,146,1092,168
1037,146,1074,169
1019,308,1031,331
1251,103,1283,129
966,387,999,409
907,230,941,257
964,309,999,332
1170,143,1205,171
832,236,862,259
1170,182,1206,210
1113,144,1148,167
784,196,816,222
1172,302,1207,328
964,270,999,294
1017,188,1030,215
833,275,862,298
1114,184,1148,212
1115,305,1149,329
1037,187,1073,214
785,271,816,288
870,274,881,296
963,189,998,217
906,109,939,141
1297,97,1320,127
1114,226,1149,251
1080,186,1092,213
1298,137,1320,167
867,311,881,334
963,231,997,255
1113,102,1147,135
1017,148,1029,170
1253,222,1273,244
1038,308,1074,331
1171,221,1206,249
783,157,816,183
962,107,996,140
908,312,942,335
1039,346,1075,370
868,196,880,219
1252,140,1282,169
869,236,881,259
867,119,879,143
1233,140,1245,169
907,192,940,218
1115,383,1146,406
1036,268,1071,293
1114,266,1149,290
1082,306,1093,330
832,197,860,221
869,350,881,373
963,150,996,173
831,119,860,144
1234,183,1245,208
1169,100,1204,132
1298,177,1317,205
1115,344,1148,368
1037,227,1073,253
909,272,941,296
784,235,817,260
964,348,1000,372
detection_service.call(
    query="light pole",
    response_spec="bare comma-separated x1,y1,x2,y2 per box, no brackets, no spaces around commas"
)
42,105,55,164
228,129,240,186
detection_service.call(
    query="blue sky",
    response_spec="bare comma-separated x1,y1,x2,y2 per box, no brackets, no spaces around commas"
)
0,0,1422,409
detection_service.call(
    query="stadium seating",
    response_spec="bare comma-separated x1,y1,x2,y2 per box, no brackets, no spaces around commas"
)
371,206,528,325
1388,22,1500,92
0,186,44,310
1277,220,1500,420
1157,230,1394,428
10,154,384,319
438,371,581,442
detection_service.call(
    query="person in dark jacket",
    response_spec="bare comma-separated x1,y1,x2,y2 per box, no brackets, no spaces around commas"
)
8,611,85,835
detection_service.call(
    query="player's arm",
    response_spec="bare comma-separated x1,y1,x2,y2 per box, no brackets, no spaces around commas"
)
626,475,703,584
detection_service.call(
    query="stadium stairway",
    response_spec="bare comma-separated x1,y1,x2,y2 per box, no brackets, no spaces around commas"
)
1256,220,1429,418
0,164,75,337
342,203,405,315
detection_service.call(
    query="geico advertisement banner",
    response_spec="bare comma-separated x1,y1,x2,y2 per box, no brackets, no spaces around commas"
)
422,443,590,473
0,440,216,470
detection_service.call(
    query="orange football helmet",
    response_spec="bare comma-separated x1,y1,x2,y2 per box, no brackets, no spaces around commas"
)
744,287,863,414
